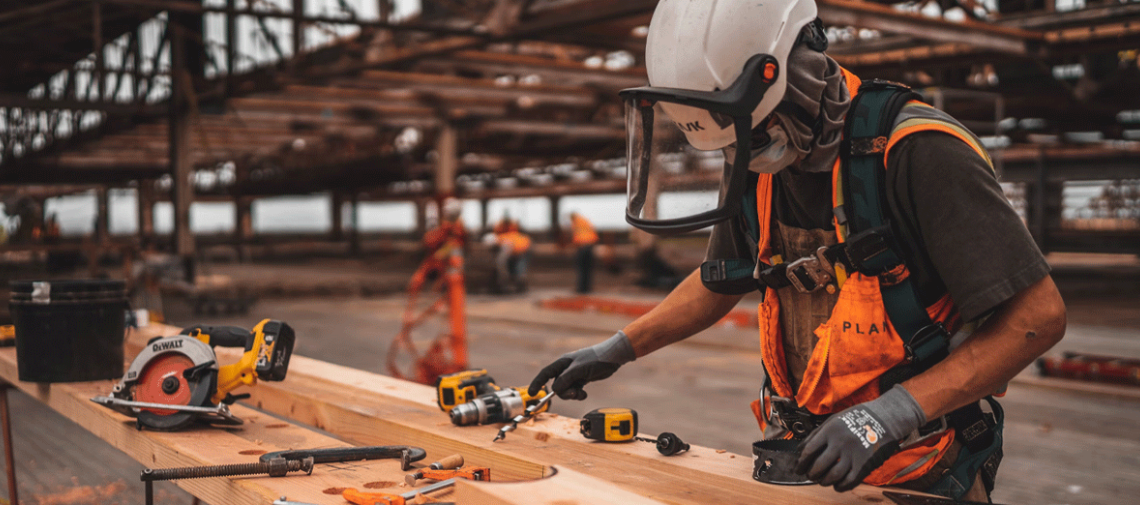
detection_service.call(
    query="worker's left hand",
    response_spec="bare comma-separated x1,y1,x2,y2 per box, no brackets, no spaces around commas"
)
794,385,927,492
528,331,636,400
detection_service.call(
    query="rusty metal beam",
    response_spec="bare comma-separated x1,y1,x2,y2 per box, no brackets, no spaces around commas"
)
0,94,166,114
513,0,657,36
416,50,647,88
96,0,482,36
0,0,74,23
817,0,1040,56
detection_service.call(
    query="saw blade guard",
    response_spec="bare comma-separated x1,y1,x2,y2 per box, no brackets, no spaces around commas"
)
117,335,217,396
105,335,219,429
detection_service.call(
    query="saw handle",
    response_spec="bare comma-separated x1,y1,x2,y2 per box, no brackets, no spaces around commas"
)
182,325,254,351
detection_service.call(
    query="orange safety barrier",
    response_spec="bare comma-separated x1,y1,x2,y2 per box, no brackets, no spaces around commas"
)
387,222,468,385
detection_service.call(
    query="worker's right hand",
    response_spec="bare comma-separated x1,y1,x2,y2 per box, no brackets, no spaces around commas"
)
528,331,636,400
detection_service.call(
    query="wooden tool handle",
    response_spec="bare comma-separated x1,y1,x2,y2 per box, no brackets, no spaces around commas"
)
432,454,464,470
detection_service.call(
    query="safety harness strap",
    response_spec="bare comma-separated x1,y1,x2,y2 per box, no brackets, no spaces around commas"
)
841,80,949,365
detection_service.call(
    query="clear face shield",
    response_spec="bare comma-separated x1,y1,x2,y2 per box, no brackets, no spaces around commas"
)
620,54,780,236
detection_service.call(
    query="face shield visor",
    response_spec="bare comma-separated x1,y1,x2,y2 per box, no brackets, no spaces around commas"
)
620,54,780,236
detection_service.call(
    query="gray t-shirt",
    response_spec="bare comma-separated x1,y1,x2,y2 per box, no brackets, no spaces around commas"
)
706,131,1049,322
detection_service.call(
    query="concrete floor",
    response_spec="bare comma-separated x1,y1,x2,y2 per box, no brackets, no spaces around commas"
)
3,251,1139,505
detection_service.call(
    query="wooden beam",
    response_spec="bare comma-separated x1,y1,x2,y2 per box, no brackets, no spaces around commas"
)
122,325,911,505
0,349,416,505
453,467,666,505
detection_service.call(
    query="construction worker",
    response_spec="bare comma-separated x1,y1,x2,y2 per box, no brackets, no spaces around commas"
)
495,219,532,293
422,199,466,260
529,1,1066,501
568,211,599,293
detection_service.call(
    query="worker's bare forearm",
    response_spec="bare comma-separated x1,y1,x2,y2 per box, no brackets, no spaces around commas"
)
621,269,745,357
904,275,1066,420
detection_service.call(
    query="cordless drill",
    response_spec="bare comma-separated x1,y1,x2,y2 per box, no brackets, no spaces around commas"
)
449,387,550,426
435,369,500,411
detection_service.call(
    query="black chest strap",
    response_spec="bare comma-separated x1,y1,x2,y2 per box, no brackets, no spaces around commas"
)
841,80,950,366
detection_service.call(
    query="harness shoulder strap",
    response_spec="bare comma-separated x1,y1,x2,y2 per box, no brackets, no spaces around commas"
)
840,80,946,363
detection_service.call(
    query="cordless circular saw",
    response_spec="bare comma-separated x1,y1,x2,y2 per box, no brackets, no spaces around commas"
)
92,319,295,430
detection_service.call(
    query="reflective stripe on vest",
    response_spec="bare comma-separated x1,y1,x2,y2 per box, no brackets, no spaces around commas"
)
752,67,995,487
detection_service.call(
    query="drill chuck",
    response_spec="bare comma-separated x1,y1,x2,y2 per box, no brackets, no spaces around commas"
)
449,389,527,426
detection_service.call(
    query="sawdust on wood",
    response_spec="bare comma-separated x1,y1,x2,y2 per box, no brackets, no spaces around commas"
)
716,449,726,454
413,492,428,504
534,432,550,442
322,487,349,495
265,423,290,429
32,480,127,505
364,481,398,489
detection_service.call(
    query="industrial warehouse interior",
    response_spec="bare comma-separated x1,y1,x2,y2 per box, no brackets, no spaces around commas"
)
0,0,1138,504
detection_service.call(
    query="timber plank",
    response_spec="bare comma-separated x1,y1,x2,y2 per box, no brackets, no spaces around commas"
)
453,467,666,505
129,325,896,505
1,344,668,505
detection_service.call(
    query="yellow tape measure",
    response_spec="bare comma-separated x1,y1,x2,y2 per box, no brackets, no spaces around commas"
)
580,408,639,442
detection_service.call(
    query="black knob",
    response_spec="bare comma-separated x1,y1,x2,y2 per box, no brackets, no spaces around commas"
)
161,376,180,394
656,432,689,456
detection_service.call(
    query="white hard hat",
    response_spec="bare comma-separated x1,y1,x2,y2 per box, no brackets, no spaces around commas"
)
442,198,462,220
645,0,819,151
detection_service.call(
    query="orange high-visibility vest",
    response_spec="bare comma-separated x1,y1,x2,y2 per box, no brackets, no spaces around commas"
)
570,215,598,246
750,68,994,487
499,231,532,254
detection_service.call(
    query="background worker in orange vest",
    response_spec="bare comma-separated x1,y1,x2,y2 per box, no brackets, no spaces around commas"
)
568,211,599,293
494,219,532,293
529,0,1066,501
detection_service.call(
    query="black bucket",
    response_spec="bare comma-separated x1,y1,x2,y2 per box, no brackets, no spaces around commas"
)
9,279,128,383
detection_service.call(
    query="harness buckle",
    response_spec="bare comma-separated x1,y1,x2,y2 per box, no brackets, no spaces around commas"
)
763,388,822,438
905,322,951,364
784,248,834,294
844,226,895,274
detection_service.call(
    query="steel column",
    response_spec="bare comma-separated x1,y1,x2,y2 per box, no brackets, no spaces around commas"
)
331,192,344,241
96,186,110,243
169,23,196,281
92,0,104,101
435,123,458,197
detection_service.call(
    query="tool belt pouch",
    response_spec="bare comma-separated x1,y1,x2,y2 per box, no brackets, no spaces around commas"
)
751,439,812,486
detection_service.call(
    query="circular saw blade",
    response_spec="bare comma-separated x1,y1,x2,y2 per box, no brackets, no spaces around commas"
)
132,353,215,430
134,354,195,415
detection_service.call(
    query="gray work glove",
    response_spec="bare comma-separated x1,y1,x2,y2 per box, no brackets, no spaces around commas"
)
794,385,927,492
528,331,636,400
